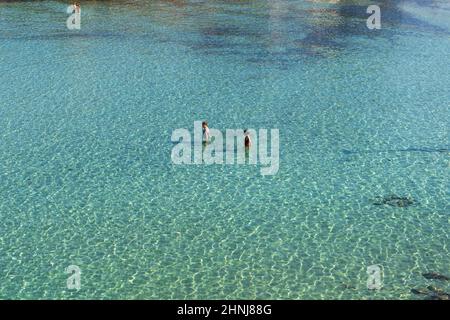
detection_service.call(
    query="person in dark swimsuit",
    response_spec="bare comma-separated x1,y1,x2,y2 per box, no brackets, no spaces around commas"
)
244,129,251,149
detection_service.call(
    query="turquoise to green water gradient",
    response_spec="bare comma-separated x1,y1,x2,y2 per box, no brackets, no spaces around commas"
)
0,0,449,299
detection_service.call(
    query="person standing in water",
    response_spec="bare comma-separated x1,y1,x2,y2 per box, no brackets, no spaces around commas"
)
202,121,210,144
244,129,252,148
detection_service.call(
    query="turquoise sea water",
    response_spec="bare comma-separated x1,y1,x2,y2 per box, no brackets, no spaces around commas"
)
0,0,449,299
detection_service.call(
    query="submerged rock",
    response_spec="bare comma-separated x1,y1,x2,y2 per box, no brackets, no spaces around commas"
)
410,272,450,300
411,286,450,300
373,195,416,207
427,285,443,293
428,290,450,300
341,283,356,290
425,294,448,300
410,288,428,295
427,286,450,300
422,272,450,281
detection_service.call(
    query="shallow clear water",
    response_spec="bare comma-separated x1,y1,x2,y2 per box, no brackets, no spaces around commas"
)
0,0,449,299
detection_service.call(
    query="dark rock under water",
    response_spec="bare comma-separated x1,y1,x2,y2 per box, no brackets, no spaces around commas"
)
411,286,450,300
373,195,416,207
422,272,450,281
411,272,450,300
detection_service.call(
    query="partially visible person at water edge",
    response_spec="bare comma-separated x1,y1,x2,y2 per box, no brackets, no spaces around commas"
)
72,2,80,14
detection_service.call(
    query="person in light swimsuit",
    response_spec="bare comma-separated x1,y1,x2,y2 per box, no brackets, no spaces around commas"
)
202,121,210,144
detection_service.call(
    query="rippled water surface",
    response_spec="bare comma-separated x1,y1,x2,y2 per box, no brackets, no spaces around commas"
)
0,0,449,299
